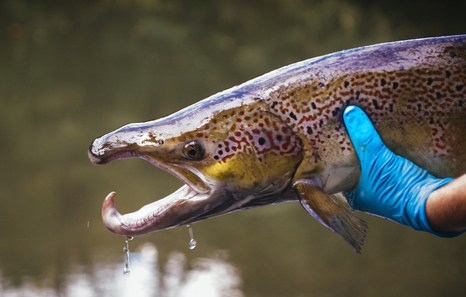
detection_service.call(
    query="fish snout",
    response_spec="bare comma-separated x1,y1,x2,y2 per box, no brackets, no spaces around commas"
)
88,139,106,165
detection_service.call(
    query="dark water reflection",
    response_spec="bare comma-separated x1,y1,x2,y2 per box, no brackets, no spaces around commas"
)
1,0,466,296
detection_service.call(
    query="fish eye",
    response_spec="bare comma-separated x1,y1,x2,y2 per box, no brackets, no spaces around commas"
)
183,141,205,161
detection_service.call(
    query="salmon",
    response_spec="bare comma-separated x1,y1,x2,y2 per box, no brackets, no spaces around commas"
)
89,35,466,253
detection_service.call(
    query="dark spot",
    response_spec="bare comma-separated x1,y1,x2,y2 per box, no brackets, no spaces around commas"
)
380,79,387,86
436,92,442,99
459,100,464,107
218,144,223,148
417,104,422,112
389,103,393,112
355,91,360,100
214,155,219,160
218,150,223,155
307,126,313,134
446,70,452,78
311,102,317,109
319,119,323,128
372,100,379,110
271,101,278,109
289,112,297,120
188,148,197,157
276,135,283,141
332,107,341,116
429,117,434,124
456,84,464,91
258,138,266,145
344,81,349,88
319,82,324,87
393,82,399,90
158,139,164,145
427,78,433,85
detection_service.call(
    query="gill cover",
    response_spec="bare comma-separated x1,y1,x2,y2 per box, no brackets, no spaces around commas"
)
197,100,304,197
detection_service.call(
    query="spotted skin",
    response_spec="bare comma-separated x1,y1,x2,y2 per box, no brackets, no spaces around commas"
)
260,38,466,182
164,103,303,165
208,105,303,163
267,68,465,159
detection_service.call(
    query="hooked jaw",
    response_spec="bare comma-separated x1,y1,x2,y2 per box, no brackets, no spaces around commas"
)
101,185,212,237
89,133,229,237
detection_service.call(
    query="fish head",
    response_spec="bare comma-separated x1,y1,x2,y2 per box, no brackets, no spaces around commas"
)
89,99,304,236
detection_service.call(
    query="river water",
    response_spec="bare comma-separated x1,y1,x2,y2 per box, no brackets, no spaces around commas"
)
1,1,466,296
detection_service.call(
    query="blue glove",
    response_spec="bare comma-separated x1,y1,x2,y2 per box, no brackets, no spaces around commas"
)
342,106,456,237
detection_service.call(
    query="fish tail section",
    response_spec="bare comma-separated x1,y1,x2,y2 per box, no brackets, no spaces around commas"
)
294,181,367,254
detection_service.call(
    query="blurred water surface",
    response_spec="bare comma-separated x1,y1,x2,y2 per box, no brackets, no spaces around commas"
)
1,0,466,296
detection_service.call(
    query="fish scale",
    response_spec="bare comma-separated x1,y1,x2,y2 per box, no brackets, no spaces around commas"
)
89,35,466,253
264,41,466,180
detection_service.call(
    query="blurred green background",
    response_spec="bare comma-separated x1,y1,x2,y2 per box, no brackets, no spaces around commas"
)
1,0,466,296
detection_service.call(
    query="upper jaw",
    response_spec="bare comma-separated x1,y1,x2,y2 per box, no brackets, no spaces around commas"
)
88,142,211,194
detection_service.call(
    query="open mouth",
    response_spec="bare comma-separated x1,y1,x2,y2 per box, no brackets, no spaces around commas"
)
88,147,214,237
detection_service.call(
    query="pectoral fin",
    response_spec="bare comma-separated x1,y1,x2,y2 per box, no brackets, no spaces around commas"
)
294,181,367,254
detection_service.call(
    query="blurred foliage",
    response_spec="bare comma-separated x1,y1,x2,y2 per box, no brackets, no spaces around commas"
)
0,0,465,296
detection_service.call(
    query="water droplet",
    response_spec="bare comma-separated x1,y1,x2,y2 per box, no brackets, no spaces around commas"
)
189,238,197,249
187,225,197,250
123,238,131,275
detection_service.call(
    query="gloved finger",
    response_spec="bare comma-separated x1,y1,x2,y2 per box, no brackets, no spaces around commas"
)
343,106,385,161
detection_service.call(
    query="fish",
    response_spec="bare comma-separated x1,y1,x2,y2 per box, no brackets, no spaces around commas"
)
88,35,466,253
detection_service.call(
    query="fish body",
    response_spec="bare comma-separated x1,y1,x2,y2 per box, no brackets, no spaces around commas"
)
89,35,466,253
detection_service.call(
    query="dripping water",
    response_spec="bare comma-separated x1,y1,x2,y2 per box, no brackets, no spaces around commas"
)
123,236,133,275
187,225,197,249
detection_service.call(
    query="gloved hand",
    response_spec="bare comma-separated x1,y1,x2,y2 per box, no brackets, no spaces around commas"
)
342,106,456,237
